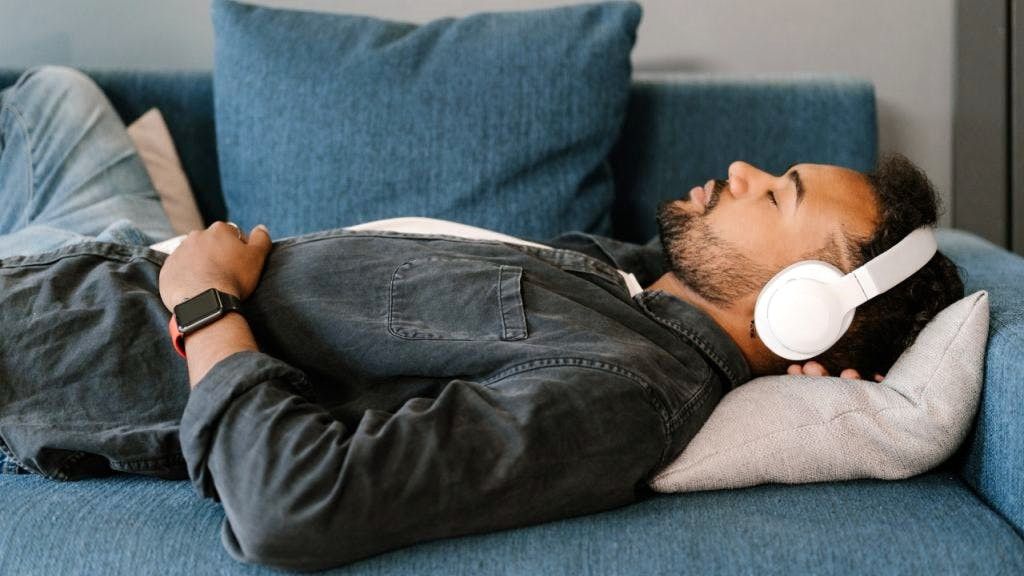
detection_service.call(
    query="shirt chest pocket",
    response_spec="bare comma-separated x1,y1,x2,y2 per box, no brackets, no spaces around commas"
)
388,256,528,341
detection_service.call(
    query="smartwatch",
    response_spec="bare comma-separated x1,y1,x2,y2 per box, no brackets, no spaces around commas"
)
169,288,243,358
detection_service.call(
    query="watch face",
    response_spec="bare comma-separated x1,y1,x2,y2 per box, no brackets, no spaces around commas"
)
175,289,222,330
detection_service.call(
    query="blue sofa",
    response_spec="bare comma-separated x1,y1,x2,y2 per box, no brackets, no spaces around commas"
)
0,69,1021,575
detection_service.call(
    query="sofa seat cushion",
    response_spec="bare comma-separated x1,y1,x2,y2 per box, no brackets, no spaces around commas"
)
0,471,1020,574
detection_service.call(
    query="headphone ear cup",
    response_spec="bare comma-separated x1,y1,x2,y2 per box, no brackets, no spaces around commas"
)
754,261,854,360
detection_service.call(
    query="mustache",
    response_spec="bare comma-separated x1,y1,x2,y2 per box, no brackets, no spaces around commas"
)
705,179,727,212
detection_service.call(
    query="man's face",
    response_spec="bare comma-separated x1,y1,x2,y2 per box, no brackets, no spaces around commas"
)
655,161,879,309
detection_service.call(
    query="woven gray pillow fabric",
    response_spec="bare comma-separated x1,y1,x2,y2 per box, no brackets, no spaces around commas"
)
649,290,989,492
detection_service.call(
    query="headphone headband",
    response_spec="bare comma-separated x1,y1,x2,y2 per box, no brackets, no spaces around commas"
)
833,226,938,314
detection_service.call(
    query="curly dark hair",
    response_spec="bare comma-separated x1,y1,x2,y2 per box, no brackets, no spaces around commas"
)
805,153,966,378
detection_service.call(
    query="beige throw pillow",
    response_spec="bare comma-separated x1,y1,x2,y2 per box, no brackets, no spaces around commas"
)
126,108,205,235
649,290,989,492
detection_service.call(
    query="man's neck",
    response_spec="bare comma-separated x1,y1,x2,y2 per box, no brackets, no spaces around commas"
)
644,272,769,375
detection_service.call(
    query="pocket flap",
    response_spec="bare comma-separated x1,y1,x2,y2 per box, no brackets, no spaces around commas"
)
389,257,528,341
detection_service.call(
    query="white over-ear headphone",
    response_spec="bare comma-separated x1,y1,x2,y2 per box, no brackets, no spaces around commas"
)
753,226,938,361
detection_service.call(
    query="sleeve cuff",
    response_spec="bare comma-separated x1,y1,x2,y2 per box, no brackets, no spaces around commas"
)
178,350,314,500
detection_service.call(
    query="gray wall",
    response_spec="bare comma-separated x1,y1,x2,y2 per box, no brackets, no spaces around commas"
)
1,0,955,225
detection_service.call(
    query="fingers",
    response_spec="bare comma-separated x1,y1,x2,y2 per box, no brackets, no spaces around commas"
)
786,361,828,376
207,221,240,240
802,361,828,377
225,221,244,241
204,221,271,251
248,224,272,253
787,361,884,382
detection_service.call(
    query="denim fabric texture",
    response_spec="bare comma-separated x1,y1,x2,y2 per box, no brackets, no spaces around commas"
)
0,242,189,480
0,66,175,258
0,227,749,570
2,66,1022,574
210,0,640,240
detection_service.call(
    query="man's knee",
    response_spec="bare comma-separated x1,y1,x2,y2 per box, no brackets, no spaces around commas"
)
20,65,99,95
11,65,107,119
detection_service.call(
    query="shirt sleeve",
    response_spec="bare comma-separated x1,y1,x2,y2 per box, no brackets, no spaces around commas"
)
178,351,668,572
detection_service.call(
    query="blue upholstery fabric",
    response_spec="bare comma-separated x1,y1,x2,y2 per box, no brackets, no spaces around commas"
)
0,472,1020,574
610,74,877,242
210,0,641,240
0,69,879,246
2,68,1021,572
937,228,1024,537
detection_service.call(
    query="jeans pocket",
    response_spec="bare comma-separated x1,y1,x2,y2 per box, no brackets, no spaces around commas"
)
389,256,528,341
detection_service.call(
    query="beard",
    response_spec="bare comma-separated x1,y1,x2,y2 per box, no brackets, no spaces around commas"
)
654,180,775,308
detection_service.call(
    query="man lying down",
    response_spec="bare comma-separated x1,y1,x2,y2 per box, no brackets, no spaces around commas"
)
0,66,964,571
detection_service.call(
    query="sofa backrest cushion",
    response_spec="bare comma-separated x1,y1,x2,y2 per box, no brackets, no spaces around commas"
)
0,70,877,244
610,74,877,243
209,0,642,240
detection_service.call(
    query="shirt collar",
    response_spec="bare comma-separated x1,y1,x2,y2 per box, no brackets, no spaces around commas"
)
532,230,753,389
634,289,752,390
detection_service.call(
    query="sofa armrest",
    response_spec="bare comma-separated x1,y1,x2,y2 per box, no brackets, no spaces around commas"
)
938,228,1024,537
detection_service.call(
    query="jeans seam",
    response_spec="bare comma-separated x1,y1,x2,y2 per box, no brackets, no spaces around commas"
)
0,241,166,270
110,452,186,472
664,370,714,434
0,98,36,229
637,291,741,387
498,264,527,340
498,265,508,337
54,147,139,212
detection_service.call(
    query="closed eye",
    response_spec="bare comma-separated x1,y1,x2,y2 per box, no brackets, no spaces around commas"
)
767,191,778,208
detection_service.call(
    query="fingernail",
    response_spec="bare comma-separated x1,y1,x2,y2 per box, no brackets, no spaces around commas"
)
256,224,269,233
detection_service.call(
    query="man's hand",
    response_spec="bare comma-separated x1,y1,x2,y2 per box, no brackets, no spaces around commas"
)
787,360,885,383
158,221,272,389
159,221,272,311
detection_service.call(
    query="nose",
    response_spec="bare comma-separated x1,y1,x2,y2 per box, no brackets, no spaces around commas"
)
727,161,772,198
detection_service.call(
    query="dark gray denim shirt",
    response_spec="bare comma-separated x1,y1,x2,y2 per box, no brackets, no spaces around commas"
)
0,228,750,571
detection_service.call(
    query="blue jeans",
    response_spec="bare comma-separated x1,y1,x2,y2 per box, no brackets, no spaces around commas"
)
0,65,175,259
0,65,176,473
